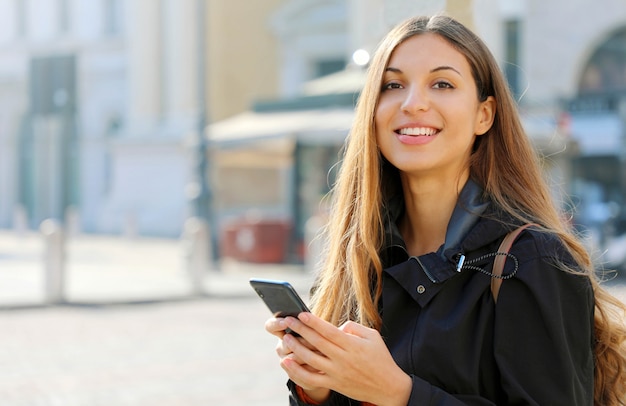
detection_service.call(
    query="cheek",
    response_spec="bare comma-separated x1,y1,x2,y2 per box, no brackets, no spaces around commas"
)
373,105,383,125
449,107,479,134
374,101,394,132
374,127,392,162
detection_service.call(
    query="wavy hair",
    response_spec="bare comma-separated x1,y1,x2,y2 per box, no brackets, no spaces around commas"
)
310,15,626,405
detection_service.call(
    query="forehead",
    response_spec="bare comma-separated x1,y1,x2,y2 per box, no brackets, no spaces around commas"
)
387,33,470,72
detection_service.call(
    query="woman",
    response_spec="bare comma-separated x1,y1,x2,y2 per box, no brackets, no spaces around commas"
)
265,15,626,405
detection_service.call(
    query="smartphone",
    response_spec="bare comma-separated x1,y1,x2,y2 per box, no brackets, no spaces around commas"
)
249,278,310,336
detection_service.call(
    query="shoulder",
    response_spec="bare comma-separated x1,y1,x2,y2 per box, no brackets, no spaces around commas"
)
503,226,593,300
509,226,577,269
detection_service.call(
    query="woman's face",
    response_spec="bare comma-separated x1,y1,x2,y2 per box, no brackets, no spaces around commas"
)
375,33,495,182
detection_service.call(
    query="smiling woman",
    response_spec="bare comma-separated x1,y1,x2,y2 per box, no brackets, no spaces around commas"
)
263,15,626,406
375,33,495,203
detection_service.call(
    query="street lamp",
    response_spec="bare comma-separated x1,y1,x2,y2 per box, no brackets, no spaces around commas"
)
188,0,219,264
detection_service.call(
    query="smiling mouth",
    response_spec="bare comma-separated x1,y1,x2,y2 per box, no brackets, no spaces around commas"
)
395,127,440,136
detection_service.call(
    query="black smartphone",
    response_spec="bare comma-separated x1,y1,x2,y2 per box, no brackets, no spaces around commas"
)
249,278,310,336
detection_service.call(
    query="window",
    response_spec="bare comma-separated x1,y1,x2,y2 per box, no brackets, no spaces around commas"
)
315,59,346,78
103,0,122,36
59,0,70,34
16,0,27,37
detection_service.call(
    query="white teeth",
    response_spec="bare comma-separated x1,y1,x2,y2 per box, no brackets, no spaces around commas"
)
398,127,438,136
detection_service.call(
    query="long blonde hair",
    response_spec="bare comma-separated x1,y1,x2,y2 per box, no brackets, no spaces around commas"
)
311,15,626,405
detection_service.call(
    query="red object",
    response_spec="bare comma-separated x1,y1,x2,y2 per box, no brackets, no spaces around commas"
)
221,217,291,263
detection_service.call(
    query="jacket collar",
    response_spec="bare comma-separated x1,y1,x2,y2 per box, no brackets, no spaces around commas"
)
381,178,492,268
381,180,525,307
443,179,491,255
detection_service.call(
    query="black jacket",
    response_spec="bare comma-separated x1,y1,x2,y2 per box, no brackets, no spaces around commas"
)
289,181,595,405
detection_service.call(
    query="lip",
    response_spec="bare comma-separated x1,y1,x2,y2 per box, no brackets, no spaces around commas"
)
393,125,441,145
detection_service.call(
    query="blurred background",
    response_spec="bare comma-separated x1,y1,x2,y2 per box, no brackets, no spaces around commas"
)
0,0,625,405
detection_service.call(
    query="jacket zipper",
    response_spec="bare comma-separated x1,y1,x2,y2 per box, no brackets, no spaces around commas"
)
410,255,438,283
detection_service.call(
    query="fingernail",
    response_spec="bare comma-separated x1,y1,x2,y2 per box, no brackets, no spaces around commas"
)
281,357,294,370
298,312,310,322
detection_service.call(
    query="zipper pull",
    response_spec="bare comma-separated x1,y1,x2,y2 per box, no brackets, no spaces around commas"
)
456,254,465,273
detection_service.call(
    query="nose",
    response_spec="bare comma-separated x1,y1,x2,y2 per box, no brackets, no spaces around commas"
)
401,85,429,114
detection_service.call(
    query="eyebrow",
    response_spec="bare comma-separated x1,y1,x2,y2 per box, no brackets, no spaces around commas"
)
385,65,462,76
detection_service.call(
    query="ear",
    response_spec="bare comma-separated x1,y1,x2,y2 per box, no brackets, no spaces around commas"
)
474,96,496,135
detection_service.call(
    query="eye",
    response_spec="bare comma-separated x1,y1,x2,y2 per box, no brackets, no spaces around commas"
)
382,82,403,91
432,80,454,89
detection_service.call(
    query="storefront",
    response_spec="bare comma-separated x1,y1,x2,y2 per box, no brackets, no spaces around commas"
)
208,105,353,262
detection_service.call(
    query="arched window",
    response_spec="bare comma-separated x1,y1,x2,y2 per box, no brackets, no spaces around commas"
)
579,27,626,94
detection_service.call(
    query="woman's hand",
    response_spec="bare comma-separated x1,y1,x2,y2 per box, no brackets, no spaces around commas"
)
281,313,412,406
264,316,289,339
265,317,309,366
265,316,332,403
265,317,309,362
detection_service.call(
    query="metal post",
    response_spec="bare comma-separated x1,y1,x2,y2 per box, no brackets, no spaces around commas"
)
40,219,65,304
183,217,211,295
13,204,28,237
619,97,626,224
190,0,219,265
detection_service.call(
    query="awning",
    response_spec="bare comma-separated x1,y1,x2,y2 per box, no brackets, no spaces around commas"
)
208,106,569,156
207,108,354,148
300,68,366,96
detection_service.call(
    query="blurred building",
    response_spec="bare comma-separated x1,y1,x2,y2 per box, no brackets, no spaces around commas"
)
0,0,284,238
0,0,126,233
2,0,626,262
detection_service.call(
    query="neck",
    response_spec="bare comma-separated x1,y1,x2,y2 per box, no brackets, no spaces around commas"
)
399,173,468,256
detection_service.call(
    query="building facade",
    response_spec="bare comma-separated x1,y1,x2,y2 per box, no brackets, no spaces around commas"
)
0,0,287,237
0,0,126,232
1,0,626,260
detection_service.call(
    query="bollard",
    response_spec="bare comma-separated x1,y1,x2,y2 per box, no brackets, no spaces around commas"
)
13,205,28,237
40,219,66,304
65,206,81,237
182,217,211,296
124,210,138,240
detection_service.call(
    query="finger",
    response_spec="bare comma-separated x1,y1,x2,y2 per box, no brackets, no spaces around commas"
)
280,356,329,391
276,335,318,358
294,313,353,352
265,317,287,337
275,338,291,358
295,335,318,351
283,333,332,373
285,353,321,372
285,316,359,372
276,330,322,374
287,319,354,368
277,339,314,370
339,320,376,339
283,316,320,344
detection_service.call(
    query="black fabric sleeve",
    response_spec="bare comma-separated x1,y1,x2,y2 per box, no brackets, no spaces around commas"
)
492,237,595,405
287,380,361,406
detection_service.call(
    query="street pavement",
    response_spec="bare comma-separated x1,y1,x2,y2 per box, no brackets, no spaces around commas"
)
0,230,624,406
0,230,315,406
